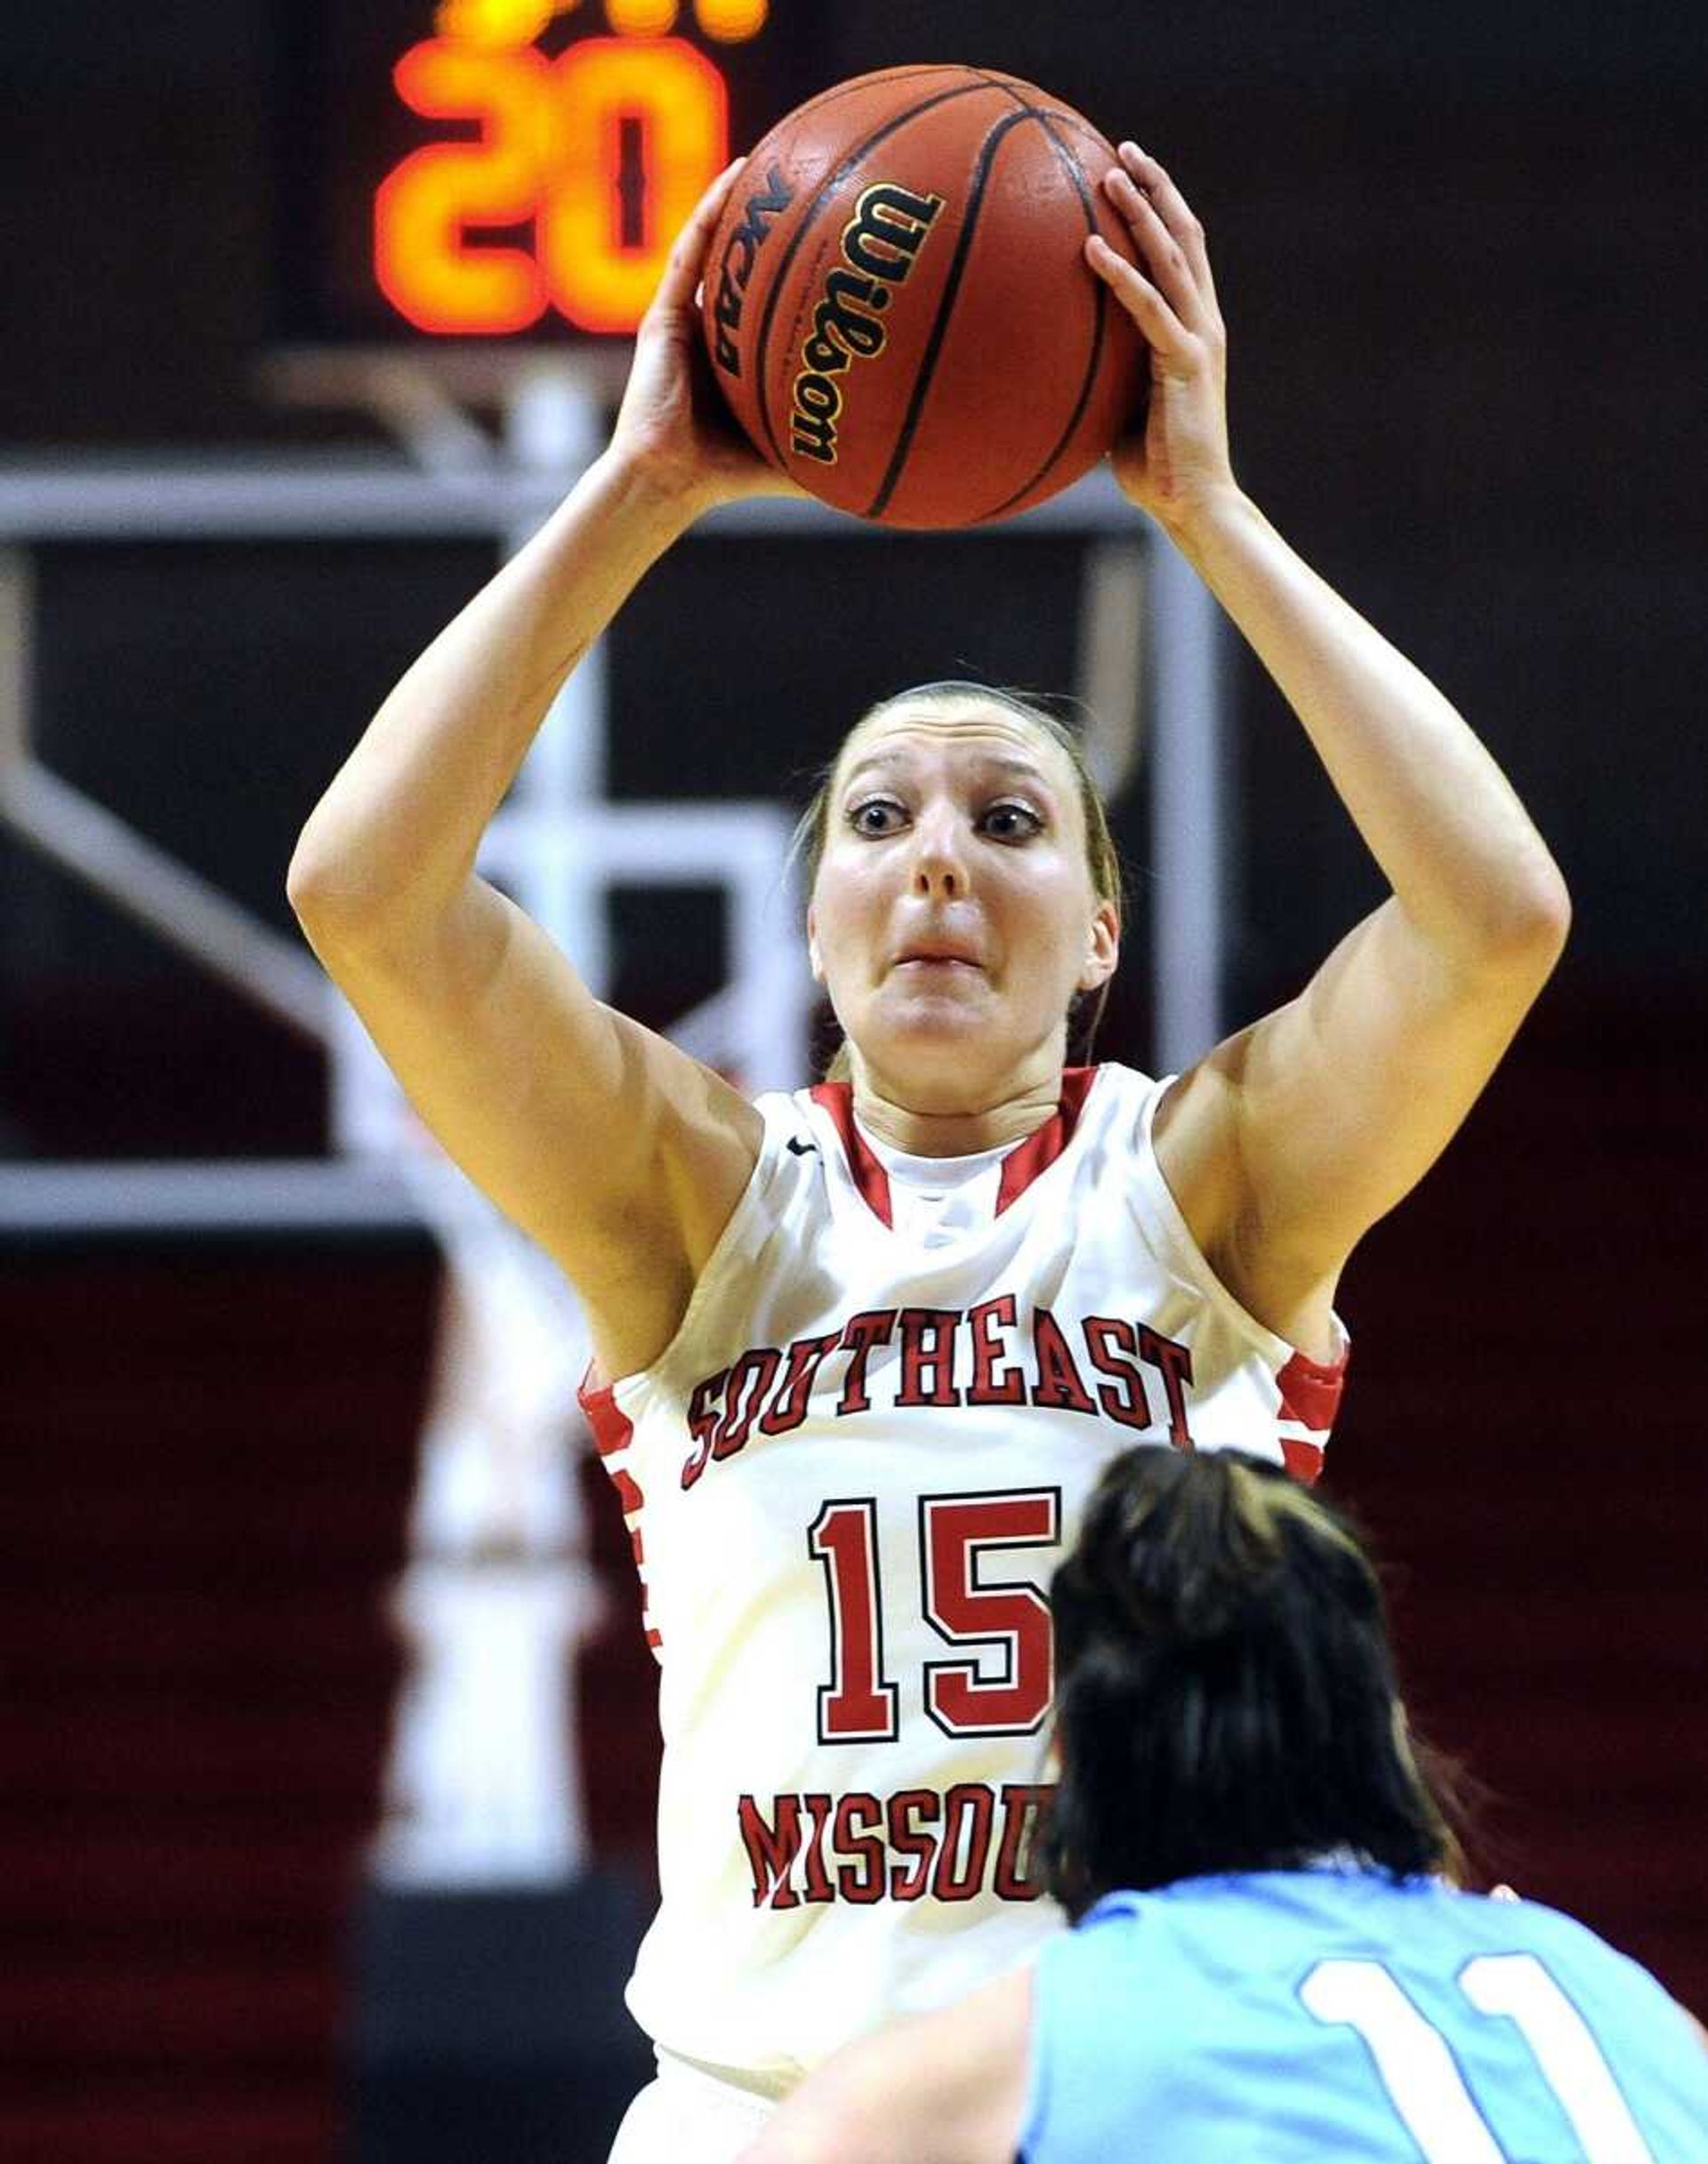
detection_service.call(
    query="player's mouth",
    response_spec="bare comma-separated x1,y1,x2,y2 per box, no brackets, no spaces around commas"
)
893,950,984,974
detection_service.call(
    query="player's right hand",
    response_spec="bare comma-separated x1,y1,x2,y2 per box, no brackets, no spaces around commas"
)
1085,144,1237,540
608,158,806,516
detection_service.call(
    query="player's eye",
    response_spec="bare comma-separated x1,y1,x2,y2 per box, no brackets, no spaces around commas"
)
848,796,907,836
980,801,1044,841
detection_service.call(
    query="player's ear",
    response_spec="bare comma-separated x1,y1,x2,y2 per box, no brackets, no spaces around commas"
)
807,902,825,985
1078,900,1119,993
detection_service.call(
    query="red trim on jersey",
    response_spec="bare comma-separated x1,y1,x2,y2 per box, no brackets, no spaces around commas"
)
810,1068,1097,1227
578,1364,634,1459
1276,1342,1349,1489
577,1364,664,1651
809,1082,893,1226
995,1066,1096,1215
1280,1436,1326,1486
1277,1343,1348,1432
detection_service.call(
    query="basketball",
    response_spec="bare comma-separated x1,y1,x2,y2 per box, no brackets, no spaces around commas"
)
700,66,1147,529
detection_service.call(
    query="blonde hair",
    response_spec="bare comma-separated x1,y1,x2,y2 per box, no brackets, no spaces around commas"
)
794,683,1125,1082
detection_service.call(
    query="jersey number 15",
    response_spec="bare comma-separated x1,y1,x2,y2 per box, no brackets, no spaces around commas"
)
809,1488,1059,1745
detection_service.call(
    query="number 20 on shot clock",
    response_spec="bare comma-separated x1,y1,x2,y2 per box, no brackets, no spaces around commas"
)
370,0,802,339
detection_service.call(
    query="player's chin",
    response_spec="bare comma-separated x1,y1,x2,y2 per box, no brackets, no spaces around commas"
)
864,989,1023,1082
873,978,996,1042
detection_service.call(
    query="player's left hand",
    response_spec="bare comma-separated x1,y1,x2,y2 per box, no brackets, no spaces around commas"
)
1085,146,1237,537
611,157,808,516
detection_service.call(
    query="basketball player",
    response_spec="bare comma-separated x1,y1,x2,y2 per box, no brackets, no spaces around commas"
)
287,146,1570,2158
738,1446,1708,2162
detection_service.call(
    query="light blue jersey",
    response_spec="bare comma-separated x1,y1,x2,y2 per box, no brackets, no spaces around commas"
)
1021,1869,1708,2161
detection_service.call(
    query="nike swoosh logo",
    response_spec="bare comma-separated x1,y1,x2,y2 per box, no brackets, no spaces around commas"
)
786,1136,819,1156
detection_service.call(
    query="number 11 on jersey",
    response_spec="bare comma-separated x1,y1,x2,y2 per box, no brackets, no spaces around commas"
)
1302,1953,1656,2161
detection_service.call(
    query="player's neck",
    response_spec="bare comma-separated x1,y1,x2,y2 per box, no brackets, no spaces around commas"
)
850,1070,1065,1159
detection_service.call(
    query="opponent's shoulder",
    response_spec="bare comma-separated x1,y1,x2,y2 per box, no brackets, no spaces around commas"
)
1478,1887,1688,1987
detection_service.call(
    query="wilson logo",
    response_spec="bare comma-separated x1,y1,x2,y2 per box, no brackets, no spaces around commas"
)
790,182,946,467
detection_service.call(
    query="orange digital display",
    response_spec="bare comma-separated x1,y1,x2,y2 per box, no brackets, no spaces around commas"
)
375,12,762,336
272,1,814,345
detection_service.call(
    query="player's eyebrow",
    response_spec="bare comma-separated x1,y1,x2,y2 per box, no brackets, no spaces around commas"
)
840,749,1056,793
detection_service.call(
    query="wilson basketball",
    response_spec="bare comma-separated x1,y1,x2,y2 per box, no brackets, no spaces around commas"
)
700,66,1147,529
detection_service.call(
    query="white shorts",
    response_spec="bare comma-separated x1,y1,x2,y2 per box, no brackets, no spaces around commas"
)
606,2053,778,2164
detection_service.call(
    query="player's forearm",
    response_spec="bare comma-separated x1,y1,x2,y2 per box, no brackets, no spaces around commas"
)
1169,488,1570,972
287,449,694,946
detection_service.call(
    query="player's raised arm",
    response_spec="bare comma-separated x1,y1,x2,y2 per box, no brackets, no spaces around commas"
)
286,161,794,1380
1086,144,1570,1356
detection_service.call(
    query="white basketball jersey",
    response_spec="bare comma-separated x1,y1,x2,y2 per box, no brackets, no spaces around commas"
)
579,1065,1346,2086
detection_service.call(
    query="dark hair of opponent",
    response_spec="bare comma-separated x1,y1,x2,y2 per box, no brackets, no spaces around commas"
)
1039,1447,1462,1920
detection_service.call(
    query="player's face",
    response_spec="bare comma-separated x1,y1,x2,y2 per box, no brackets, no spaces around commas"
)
808,704,1118,1107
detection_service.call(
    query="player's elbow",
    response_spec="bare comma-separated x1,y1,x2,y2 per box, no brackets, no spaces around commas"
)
286,817,439,969
1451,844,1571,994
1487,849,1572,980
286,833,383,969
285,825,345,934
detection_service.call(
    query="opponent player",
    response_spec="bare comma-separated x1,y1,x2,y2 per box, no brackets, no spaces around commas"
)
286,144,1570,2157
739,1446,1708,2161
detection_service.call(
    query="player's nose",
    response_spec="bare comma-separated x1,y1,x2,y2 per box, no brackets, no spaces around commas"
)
906,808,969,898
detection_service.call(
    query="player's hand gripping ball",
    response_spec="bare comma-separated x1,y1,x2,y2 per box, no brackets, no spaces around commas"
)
699,66,1147,529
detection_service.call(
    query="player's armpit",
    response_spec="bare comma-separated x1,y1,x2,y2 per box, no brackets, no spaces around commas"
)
301,872,762,1373
1156,889,1566,1352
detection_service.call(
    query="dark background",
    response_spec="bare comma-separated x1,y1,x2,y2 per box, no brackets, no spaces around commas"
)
4,4,1704,2159
5,2,1703,990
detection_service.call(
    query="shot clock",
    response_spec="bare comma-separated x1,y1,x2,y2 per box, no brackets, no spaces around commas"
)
271,0,825,344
